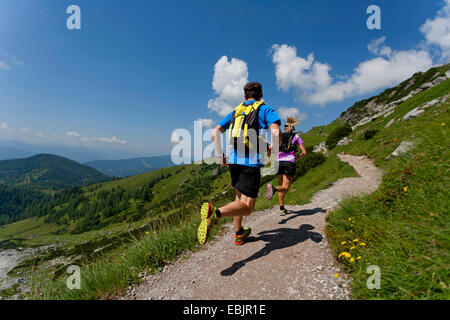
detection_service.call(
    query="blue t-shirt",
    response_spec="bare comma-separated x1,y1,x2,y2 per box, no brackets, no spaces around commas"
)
219,100,281,168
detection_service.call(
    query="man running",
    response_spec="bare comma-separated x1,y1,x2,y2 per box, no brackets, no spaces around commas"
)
197,82,282,246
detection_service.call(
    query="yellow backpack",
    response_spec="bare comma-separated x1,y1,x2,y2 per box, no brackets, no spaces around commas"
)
228,100,265,150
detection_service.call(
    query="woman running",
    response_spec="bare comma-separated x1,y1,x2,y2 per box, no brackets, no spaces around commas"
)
265,116,307,215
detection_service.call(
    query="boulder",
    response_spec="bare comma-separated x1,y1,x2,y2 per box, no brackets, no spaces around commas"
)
313,142,328,156
385,141,414,160
337,137,353,146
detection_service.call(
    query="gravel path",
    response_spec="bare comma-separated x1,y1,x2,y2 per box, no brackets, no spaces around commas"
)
125,153,383,300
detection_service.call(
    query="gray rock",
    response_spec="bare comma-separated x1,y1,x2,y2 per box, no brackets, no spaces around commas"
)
402,107,425,121
337,137,353,146
385,118,396,128
313,142,328,156
385,141,414,160
431,76,447,86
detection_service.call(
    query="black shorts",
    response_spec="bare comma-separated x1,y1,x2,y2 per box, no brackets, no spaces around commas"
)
277,161,296,177
229,164,261,199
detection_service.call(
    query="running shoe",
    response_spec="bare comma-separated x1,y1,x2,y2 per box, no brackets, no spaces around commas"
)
197,202,220,245
280,208,289,216
234,227,252,246
266,183,274,200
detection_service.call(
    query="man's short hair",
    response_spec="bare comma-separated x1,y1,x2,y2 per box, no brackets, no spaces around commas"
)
244,82,263,100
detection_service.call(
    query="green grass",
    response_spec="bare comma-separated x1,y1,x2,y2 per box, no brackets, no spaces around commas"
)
2,72,448,300
325,80,450,299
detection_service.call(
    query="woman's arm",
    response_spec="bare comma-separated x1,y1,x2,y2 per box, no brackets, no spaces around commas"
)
296,143,307,159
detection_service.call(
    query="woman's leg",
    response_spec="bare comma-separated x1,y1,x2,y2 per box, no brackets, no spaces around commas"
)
275,174,293,193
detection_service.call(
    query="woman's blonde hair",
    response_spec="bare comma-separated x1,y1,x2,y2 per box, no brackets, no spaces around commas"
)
285,116,300,132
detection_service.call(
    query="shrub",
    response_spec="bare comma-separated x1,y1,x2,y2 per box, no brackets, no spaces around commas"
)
293,152,326,180
363,129,378,140
326,124,352,149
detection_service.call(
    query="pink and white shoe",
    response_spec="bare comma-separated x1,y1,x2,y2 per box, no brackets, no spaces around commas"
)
266,183,274,200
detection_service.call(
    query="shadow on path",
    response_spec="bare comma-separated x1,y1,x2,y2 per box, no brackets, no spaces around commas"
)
220,224,323,277
278,207,326,225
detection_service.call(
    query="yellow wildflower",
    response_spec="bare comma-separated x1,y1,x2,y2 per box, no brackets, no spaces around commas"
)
441,123,446,127
359,242,366,246
348,218,352,221
145,231,150,235
357,256,361,260
349,258,355,263
353,239,359,242
338,252,351,259
350,246,356,250
341,241,347,245
334,273,339,278
404,186,408,192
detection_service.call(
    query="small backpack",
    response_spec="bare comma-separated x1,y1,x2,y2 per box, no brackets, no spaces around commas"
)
280,132,297,153
228,100,265,150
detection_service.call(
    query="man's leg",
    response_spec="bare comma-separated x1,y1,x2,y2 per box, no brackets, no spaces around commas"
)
219,191,256,218
233,190,243,233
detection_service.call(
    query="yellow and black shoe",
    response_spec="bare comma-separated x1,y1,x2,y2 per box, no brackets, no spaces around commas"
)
197,202,220,245
234,227,251,246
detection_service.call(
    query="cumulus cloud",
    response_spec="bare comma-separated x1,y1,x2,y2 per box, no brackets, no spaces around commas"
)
195,118,214,128
207,56,248,117
0,122,8,129
420,0,450,60
367,37,392,57
270,1,450,107
271,43,433,106
277,107,308,122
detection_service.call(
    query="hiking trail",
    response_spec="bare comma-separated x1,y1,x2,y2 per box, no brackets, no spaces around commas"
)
124,153,383,300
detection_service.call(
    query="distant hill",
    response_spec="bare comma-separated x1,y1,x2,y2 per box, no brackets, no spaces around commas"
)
85,155,175,177
0,154,111,191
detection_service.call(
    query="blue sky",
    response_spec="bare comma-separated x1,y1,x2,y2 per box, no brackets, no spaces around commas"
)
0,0,448,158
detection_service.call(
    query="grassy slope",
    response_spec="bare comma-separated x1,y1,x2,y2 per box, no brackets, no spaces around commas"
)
2,75,448,300
325,79,450,299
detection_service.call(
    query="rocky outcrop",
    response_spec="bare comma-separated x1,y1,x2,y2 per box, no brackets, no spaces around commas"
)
337,137,353,146
402,94,450,121
340,67,450,129
313,142,328,156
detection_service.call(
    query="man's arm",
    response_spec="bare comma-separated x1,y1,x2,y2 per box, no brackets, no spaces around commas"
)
212,124,227,166
268,122,282,157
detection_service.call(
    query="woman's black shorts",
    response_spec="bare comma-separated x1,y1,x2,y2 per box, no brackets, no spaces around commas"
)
277,161,296,177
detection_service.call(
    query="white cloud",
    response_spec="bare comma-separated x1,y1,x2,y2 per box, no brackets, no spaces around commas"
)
0,122,8,129
0,61,10,70
367,37,392,57
66,131,81,137
420,0,450,60
97,136,126,144
195,118,214,128
207,56,248,117
271,43,433,106
277,107,308,122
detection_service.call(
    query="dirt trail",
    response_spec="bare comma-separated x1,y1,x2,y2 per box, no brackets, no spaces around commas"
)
126,154,383,300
